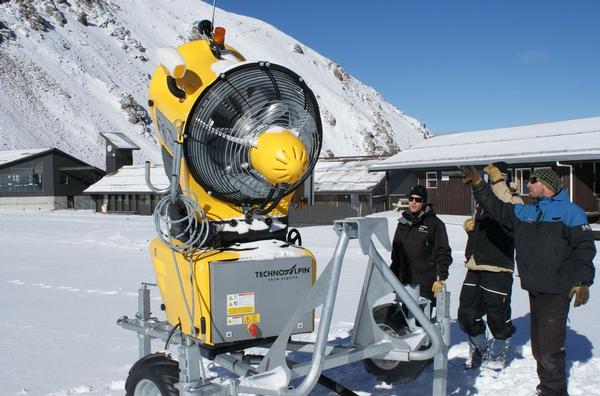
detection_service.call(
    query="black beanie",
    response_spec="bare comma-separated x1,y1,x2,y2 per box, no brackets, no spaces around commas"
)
409,185,428,202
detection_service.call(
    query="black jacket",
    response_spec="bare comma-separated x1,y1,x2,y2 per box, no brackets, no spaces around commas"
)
473,181,596,293
465,205,515,271
391,205,452,289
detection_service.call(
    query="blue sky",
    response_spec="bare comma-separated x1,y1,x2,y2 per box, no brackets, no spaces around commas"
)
215,1,600,134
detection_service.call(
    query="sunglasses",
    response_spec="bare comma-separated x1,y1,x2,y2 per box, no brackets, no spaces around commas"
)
528,176,539,184
408,196,424,203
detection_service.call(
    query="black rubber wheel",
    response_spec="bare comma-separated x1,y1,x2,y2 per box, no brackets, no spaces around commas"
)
125,353,179,396
362,303,431,384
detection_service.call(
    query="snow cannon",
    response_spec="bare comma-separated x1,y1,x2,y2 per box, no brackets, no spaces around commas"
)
142,21,323,346
147,33,321,224
119,18,449,396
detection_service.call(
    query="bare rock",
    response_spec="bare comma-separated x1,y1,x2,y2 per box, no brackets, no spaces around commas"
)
368,112,400,155
329,62,348,82
0,20,16,45
76,12,87,26
293,43,304,54
321,107,336,127
120,94,151,126
16,0,50,32
44,1,67,27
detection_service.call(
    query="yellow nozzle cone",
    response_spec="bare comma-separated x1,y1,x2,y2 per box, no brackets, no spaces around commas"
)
250,129,309,185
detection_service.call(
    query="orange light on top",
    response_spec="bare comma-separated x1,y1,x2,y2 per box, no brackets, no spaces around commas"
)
213,27,226,46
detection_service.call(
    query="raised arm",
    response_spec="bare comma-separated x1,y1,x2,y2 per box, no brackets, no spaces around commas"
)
461,166,518,231
484,163,524,205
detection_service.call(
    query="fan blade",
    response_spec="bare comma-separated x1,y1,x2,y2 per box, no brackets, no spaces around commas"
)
194,118,257,148
260,101,289,125
288,109,310,135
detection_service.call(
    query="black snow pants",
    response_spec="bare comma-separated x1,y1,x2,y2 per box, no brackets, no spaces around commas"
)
458,270,515,340
529,292,571,396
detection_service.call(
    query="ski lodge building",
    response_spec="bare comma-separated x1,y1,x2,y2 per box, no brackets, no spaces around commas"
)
369,117,600,219
83,132,169,215
0,148,104,210
313,156,388,215
84,164,168,215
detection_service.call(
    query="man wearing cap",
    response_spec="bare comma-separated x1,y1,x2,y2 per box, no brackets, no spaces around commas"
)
391,185,452,304
459,163,523,371
461,166,596,396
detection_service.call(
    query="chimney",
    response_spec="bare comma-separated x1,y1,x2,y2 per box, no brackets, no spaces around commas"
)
100,132,141,173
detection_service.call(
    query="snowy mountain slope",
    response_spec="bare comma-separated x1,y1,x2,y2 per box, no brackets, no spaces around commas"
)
0,0,429,169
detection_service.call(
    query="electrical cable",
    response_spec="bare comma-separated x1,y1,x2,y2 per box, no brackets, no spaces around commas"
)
153,190,210,253
164,322,182,350
154,188,211,382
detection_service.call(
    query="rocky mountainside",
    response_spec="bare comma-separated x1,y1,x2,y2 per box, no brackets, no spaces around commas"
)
0,0,430,169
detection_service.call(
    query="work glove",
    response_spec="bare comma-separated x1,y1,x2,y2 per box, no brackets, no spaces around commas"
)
568,284,590,307
463,217,475,232
460,166,482,186
484,164,504,184
432,280,445,297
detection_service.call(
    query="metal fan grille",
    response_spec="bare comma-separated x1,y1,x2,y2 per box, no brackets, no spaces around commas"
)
185,62,322,206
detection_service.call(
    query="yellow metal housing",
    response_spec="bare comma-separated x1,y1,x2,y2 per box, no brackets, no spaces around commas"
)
150,238,316,345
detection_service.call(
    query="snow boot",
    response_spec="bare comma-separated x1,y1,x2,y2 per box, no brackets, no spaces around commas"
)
482,337,510,376
464,333,487,369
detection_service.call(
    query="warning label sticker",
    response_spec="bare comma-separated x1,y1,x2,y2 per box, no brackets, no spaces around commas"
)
227,292,255,316
226,316,242,326
243,313,261,324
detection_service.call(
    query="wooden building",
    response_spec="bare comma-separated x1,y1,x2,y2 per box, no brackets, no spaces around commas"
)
313,156,389,215
84,164,168,215
0,148,104,210
370,117,600,218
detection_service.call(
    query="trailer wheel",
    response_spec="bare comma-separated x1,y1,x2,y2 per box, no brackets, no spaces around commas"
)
363,303,430,384
125,353,179,396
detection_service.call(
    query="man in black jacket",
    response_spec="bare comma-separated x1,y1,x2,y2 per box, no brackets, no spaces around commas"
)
461,166,595,396
459,163,522,371
391,185,452,304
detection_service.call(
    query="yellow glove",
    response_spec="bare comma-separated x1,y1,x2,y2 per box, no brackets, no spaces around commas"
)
432,280,445,297
463,217,475,232
568,285,590,307
460,166,482,185
484,164,504,184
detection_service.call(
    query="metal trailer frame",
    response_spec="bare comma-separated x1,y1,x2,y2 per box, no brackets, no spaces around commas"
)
118,217,451,396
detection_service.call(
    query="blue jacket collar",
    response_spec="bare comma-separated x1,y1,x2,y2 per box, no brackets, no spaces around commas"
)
538,188,568,204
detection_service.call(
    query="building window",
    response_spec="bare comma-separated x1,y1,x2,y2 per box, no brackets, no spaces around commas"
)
514,168,531,195
426,172,438,189
0,161,44,193
594,162,600,195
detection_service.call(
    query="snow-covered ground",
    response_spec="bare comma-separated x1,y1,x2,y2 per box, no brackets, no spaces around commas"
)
1,210,599,396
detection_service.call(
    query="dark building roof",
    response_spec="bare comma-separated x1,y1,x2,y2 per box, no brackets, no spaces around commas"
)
100,132,140,150
0,148,104,178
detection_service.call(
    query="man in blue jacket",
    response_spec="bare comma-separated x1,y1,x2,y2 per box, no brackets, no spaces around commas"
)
461,166,595,396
